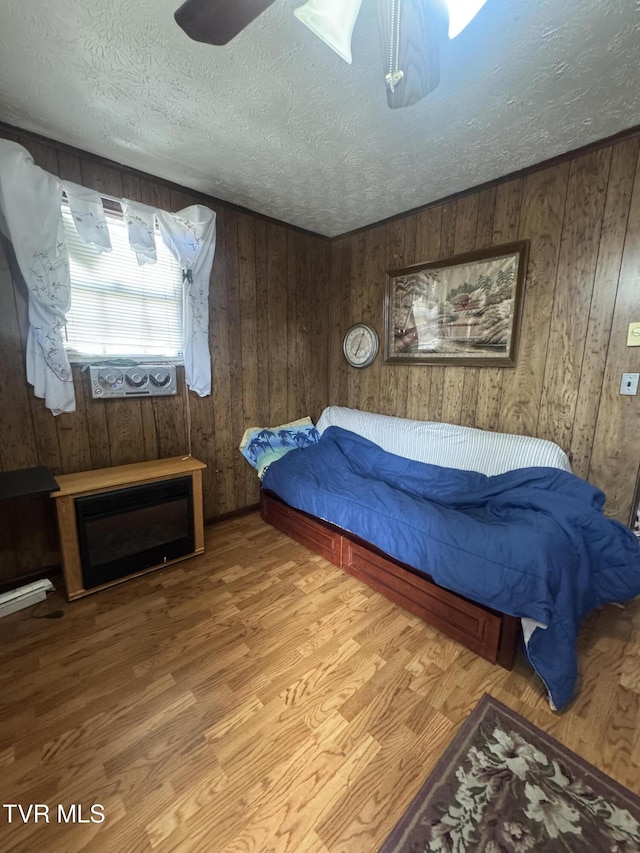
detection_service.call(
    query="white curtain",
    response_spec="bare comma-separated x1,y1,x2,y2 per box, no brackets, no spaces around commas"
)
0,140,75,415
64,181,112,254
121,199,157,265
0,139,216,411
156,205,216,397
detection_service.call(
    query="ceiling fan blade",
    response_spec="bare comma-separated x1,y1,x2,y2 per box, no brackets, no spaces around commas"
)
377,0,448,109
175,0,278,45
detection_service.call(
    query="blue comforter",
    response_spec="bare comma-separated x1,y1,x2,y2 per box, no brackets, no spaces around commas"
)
262,426,640,709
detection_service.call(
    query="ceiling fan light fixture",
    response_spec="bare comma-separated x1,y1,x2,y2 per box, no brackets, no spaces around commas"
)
446,0,488,38
293,0,364,64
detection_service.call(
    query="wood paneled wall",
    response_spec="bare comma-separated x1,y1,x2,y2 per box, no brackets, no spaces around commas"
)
2,125,639,583
328,137,640,524
0,129,330,582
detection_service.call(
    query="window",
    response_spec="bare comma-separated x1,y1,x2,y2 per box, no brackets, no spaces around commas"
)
61,203,184,362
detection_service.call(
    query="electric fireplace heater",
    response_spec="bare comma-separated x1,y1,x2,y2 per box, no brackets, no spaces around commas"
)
75,476,195,590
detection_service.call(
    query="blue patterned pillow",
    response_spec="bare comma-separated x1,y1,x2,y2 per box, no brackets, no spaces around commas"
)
239,417,320,479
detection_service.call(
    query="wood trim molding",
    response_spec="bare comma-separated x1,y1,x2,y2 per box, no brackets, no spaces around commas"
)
205,502,260,526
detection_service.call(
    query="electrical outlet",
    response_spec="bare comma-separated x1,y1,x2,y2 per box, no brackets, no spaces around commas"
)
627,323,640,346
620,373,639,395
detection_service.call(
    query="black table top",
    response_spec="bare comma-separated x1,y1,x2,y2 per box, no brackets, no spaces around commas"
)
0,466,60,500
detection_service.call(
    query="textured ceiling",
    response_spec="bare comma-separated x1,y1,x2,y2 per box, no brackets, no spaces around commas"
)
0,0,639,236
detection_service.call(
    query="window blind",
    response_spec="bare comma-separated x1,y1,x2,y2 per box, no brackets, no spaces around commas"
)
61,204,184,360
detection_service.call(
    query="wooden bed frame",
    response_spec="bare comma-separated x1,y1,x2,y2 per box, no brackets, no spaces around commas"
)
260,490,521,670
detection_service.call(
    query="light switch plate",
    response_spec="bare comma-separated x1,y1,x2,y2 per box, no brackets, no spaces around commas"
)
620,373,639,395
627,322,640,346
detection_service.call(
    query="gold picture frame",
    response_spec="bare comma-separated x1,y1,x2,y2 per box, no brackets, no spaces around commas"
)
384,241,529,366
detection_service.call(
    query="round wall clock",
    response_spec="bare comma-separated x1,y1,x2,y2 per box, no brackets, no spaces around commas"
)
343,323,379,368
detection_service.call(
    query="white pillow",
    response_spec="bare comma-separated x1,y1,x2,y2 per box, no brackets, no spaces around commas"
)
316,407,571,476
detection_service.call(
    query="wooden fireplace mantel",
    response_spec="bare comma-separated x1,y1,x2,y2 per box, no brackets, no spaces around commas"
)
52,456,206,600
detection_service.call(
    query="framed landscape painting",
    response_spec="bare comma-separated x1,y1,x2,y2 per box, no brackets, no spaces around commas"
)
383,241,529,366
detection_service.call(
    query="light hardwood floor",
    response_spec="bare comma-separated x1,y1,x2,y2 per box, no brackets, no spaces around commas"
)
1,511,639,852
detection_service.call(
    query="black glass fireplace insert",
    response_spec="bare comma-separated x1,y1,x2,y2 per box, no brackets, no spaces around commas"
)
75,476,194,589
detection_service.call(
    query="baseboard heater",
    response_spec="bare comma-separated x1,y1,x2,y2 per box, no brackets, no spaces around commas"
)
0,578,54,618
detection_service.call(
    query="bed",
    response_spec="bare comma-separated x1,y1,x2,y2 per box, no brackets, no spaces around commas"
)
260,490,522,669
252,407,640,710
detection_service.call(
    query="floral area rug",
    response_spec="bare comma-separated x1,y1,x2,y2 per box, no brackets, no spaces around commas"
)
379,694,640,852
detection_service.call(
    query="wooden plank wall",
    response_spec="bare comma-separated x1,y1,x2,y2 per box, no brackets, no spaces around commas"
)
0,129,330,582
328,136,640,524
2,126,639,582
